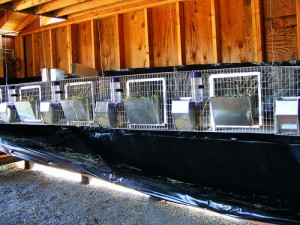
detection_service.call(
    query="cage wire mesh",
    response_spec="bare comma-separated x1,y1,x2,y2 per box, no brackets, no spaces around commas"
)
0,65,299,135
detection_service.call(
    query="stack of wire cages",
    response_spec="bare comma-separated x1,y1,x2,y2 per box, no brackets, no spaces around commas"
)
59,77,98,127
0,65,298,136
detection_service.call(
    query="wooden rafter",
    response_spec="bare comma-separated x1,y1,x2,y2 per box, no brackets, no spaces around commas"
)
36,0,90,14
14,0,53,11
56,0,128,17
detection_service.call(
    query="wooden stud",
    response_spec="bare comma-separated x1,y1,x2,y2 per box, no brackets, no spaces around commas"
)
297,0,300,59
144,8,152,67
210,0,221,63
175,1,185,65
251,0,263,62
0,35,3,78
115,14,125,69
90,20,96,69
66,25,72,74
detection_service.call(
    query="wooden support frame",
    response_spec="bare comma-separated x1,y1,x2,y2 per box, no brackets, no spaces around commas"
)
175,1,185,65
251,0,263,62
210,0,221,63
115,14,125,69
297,0,300,59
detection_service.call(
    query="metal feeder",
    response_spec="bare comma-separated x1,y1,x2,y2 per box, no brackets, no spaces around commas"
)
275,97,300,135
123,97,161,125
40,102,63,124
95,101,117,128
210,97,253,127
171,99,196,130
0,103,20,123
60,98,91,122
15,100,39,121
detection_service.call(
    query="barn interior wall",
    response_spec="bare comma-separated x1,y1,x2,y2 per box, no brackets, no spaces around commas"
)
2,0,299,78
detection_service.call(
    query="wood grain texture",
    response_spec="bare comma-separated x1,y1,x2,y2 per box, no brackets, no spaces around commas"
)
94,17,118,71
150,4,179,67
33,30,51,76
71,21,94,68
51,26,69,73
184,0,216,64
263,0,297,61
123,10,149,68
24,35,34,77
219,0,256,63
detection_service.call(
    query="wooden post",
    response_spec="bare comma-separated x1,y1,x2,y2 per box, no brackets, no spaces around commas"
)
175,1,185,65
211,0,221,63
297,0,300,59
24,161,34,169
115,14,125,69
0,35,3,78
251,0,263,62
81,174,91,185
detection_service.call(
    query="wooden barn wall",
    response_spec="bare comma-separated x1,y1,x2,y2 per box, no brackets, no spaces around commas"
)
9,0,300,78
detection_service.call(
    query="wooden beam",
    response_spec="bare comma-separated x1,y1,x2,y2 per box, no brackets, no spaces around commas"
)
251,0,263,62
297,0,300,59
14,0,52,11
36,0,88,14
15,14,38,31
144,8,152,67
56,0,128,17
210,0,221,63
66,24,72,73
0,10,13,29
0,0,11,4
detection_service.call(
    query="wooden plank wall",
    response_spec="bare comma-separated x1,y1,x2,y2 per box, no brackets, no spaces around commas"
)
11,0,300,78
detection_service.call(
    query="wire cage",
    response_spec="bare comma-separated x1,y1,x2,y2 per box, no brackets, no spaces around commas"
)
0,65,299,136
59,77,99,127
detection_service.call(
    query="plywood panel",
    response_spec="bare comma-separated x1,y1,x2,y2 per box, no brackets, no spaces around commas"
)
51,26,70,73
263,0,297,61
219,0,256,63
94,17,118,71
72,21,94,68
150,4,179,67
33,30,51,76
123,10,149,68
24,35,33,77
184,0,215,64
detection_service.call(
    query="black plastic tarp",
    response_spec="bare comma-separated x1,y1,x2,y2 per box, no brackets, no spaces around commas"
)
0,124,300,224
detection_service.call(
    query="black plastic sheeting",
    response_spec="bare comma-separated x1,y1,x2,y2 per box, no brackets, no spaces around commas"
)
0,124,299,224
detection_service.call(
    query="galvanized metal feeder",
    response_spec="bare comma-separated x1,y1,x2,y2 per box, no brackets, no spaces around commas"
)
95,101,117,128
0,103,20,123
124,97,161,125
275,97,300,135
171,98,196,130
60,98,91,122
15,100,39,121
210,96,254,127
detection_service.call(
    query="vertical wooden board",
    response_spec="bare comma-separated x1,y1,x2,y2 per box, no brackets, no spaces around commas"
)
263,0,297,61
219,0,255,63
150,4,179,67
123,10,149,68
94,17,117,71
33,30,51,76
74,21,94,68
0,35,3,78
14,35,25,78
51,26,69,73
24,35,33,77
70,24,79,65
184,0,215,64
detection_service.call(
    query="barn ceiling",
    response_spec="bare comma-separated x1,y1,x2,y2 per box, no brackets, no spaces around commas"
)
0,0,132,35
